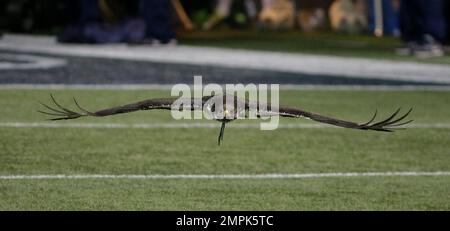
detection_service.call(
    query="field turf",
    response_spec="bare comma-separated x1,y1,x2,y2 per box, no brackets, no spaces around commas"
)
0,89,449,210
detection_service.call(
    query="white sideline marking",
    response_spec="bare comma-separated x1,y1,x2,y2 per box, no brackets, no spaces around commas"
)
1,172,450,180
1,84,450,91
0,122,450,129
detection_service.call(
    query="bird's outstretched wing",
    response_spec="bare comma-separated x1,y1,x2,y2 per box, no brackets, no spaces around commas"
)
38,94,203,121
271,106,413,132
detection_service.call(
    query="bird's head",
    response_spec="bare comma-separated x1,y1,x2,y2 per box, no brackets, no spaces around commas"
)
204,94,247,122
213,106,236,122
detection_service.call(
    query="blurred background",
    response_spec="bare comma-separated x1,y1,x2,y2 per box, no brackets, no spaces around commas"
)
0,0,449,58
0,0,449,87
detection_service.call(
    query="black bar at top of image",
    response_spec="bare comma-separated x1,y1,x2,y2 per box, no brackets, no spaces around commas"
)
0,211,449,229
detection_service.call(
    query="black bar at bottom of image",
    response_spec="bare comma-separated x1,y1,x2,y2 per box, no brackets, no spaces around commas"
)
0,212,449,229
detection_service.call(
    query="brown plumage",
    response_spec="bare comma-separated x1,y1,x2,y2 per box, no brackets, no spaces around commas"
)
38,94,413,145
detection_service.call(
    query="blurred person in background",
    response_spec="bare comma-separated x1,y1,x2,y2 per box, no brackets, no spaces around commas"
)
58,0,175,45
329,0,367,34
258,0,295,29
396,0,446,58
366,0,400,37
202,0,260,30
446,1,450,45
202,0,298,31
137,0,176,44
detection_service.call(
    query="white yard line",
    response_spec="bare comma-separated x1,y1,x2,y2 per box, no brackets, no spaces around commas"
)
1,84,450,91
1,34,450,84
1,172,449,180
0,122,449,129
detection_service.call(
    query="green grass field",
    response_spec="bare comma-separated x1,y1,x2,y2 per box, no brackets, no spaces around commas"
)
0,89,449,210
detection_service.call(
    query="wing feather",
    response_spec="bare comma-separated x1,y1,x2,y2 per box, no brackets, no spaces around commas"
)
38,95,196,121
272,106,412,132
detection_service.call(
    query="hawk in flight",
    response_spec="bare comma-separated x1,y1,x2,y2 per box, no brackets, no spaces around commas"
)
39,94,412,145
